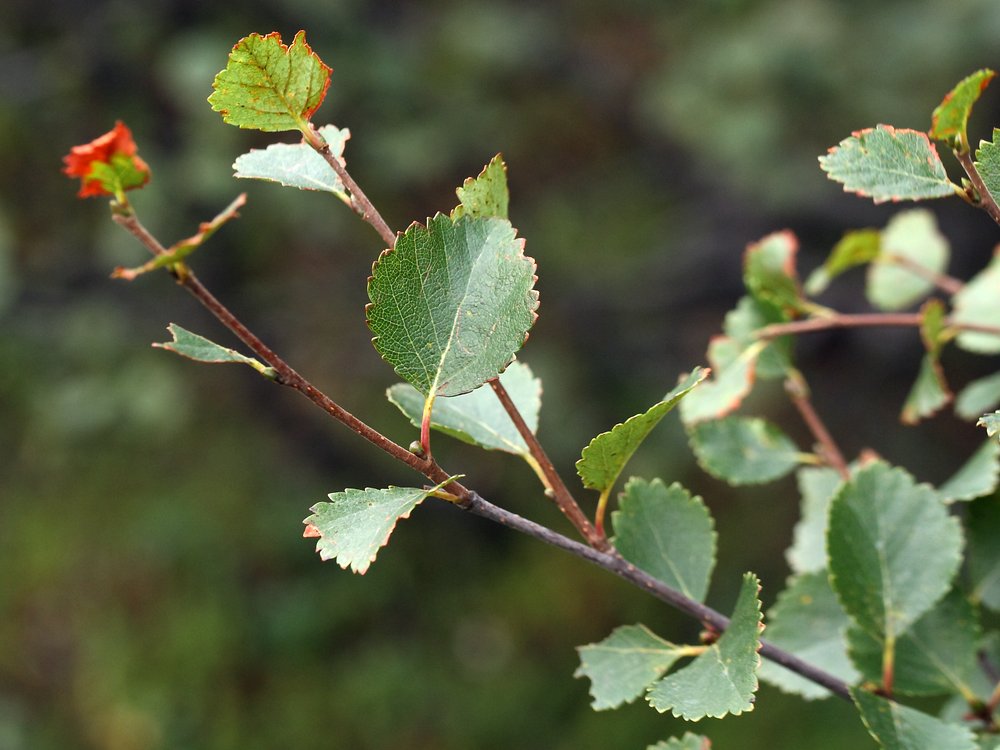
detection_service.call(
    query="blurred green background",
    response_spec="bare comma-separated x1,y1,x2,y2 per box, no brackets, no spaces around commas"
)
4,1,1000,747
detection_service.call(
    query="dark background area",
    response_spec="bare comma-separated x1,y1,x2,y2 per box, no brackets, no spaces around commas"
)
4,1,1000,747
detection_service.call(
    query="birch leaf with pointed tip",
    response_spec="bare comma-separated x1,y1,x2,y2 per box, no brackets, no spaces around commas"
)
233,125,350,198
367,214,538,400
303,478,457,574
611,478,716,603
209,31,332,132
758,571,858,700
648,734,711,750
937,440,1000,503
646,573,762,720
953,251,1000,354
575,624,693,710
827,462,963,640
819,125,955,203
867,210,949,312
153,323,275,378
930,69,996,152
689,416,800,485
806,229,881,295
851,688,976,750
955,372,1000,420
452,154,508,220
386,361,540,455
576,368,706,494
786,467,843,574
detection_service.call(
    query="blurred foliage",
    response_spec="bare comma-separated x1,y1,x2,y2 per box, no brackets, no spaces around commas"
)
4,0,1000,747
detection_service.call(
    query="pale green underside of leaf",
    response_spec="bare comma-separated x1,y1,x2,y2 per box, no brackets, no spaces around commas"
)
646,572,761,720
974,128,1000,208
979,411,1000,439
367,214,538,398
953,250,1000,354
901,354,951,425
827,462,963,640
937,440,1000,503
386,360,540,455
851,688,977,750
806,228,881,295
722,296,792,380
452,154,509,220
819,125,955,204
679,340,756,425
867,209,949,312
930,69,996,150
208,31,331,132
647,734,711,750
611,478,717,604
846,589,981,697
787,466,844,575
577,368,707,493
153,323,275,377
968,499,1000,611
743,231,805,314
689,416,800,485
574,624,690,710
304,478,456,574
956,372,1000,420
758,571,858,700
233,124,349,198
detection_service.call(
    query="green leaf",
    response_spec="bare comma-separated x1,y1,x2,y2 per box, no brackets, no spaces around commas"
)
955,372,1000,420
87,152,151,195
611,478,717,603
303,478,457,574
647,572,762,720
975,128,1000,208
786,467,844,574
758,572,858,700
153,323,276,378
819,125,956,203
209,30,332,132
367,214,538,401
953,250,1000,354
806,229,881,295
386,361,540,456
930,69,996,152
575,624,694,710
827,462,963,641
901,355,951,426
577,369,707,495
648,734,711,750
679,338,757,425
452,154,509,220
233,124,350,199
847,589,981,697
689,416,800,485
937,440,1000,503
867,210,949,312
743,231,806,316
722,296,793,380
851,688,976,750
978,411,1000,439
968,498,1000,611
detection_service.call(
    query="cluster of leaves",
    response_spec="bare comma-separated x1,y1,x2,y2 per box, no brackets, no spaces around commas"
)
66,32,1000,750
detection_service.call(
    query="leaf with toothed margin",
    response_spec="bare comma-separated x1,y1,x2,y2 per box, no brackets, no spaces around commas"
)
647,734,712,750
953,250,1000,354
930,69,996,152
851,688,976,750
901,299,951,425
968,498,1000,611
574,624,694,710
867,210,949,312
576,368,707,496
937,440,1000,503
955,372,1000,420
452,154,509,220
975,128,1000,208
787,466,844,574
679,337,757,425
758,571,858,700
611,478,716,604
819,125,956,204
153,323,276,378
386,361,540,456
209,30,332,132
806,229,881,295
743,230,807,316
689,416,800,486
303,478,459,574
233,124,350,199
646,572,762,720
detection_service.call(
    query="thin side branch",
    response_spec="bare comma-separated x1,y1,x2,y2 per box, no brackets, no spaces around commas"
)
756,313,1000,340
955,150,1000,228
784,372,849,480
489,378,608,550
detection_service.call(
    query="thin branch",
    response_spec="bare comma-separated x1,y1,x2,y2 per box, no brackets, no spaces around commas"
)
955,150,1000,228
784,372,849,480
303,125,396,248
884,253,964,296
756,313,1000,341
489,378,608,550
463,491,853,702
